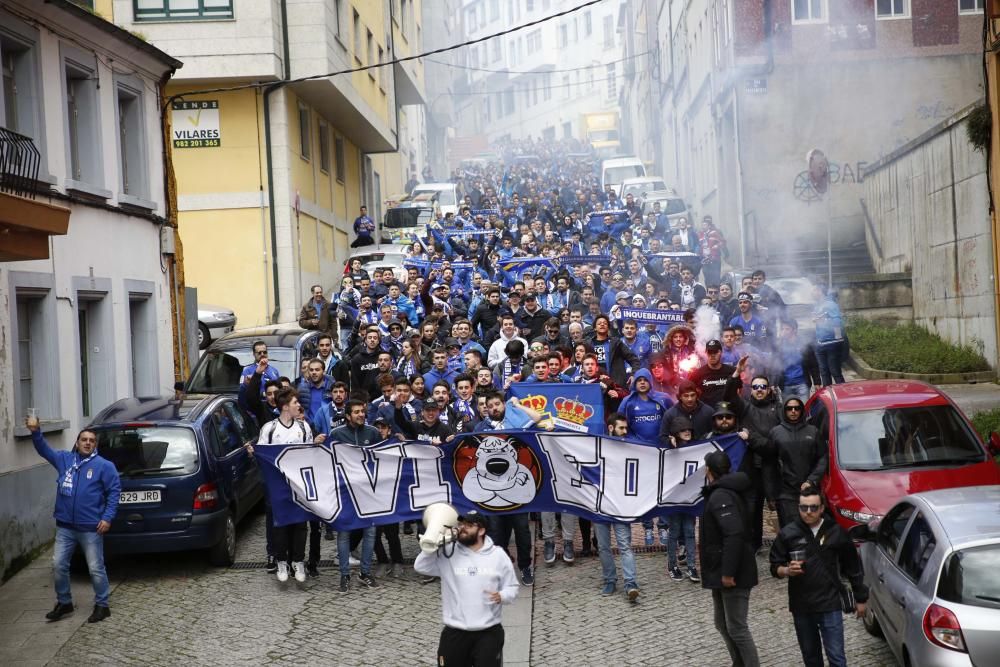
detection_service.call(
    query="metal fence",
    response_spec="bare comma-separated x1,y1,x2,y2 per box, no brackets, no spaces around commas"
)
0,127,41,199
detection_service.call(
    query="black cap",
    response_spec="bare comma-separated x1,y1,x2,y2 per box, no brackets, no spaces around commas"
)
713,401,736,418
458,511,490,529
373,416,389,426
445,337,461,348
705,339,722,352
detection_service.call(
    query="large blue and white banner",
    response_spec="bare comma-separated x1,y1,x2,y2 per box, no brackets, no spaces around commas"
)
254,432,746,529
507,382,604,435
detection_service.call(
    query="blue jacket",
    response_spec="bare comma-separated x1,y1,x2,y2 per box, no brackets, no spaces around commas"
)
618,369,674,444
297,376,336,433
33,431,121,531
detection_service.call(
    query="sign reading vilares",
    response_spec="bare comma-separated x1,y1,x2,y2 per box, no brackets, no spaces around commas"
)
171,100,221,149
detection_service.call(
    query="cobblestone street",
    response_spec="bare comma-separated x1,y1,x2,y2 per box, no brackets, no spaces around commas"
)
0,509,896,666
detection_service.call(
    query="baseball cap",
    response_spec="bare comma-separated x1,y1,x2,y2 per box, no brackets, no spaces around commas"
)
616,291,630,300
373,416,389,426
524,292,537,301
737,291,752,302
705,339,722,352
458,511,490,529
445,337,461,349
713,401,736,418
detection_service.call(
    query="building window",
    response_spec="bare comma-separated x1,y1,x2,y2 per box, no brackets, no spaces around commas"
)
367,30,375,80
558,24,568,47
75,283,114,420
526,0,534,11
353,10,362,61
318,120,330,172
959,0,984,13
562,74,570,100
127,290,158,397
876,0,909,18
492,38,501,62
298,103,310,159
603,15,614,48
116,81,148,199
502,88,514,116
543,73,552,101
526,30,541,53
334,135,345,183
377,45,385,90
562,121,572,139
1,30,40,140
792,0,826,23
606,63,616,100
584,11,592,36
64,53,102,188
401,0,411,37
133,0,234,21
334,0,343,39
490,0,500,21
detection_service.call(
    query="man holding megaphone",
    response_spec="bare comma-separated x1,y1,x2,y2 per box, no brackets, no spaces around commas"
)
414,505,520,667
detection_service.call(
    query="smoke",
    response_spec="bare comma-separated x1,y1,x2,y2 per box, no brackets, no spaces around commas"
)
693,305,721,354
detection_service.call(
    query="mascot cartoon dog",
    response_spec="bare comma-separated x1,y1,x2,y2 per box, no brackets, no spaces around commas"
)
462,436,536,508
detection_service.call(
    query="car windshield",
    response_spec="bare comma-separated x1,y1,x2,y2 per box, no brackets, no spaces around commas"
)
644,198,687,216
384,208,432,228
186,346,297,394
623,181,667,198
97,426,199,478
414,188,456,206
938,544,1000,610
605,165,645,185
836,405,986,471
363,253,406,269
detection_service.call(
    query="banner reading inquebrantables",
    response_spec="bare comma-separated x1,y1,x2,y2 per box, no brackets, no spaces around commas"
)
254,432,746,529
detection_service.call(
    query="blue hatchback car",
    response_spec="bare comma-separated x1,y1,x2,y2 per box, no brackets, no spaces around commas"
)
88,394,263,566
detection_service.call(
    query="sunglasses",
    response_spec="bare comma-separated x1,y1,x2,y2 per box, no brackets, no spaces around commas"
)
751,383,769,390
785,405,803,412
798,504,822,513
715,415,734,420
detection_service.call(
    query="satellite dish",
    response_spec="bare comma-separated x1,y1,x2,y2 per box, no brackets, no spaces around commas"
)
807,149,829,195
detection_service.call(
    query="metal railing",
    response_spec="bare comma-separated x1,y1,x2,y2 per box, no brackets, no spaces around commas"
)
0,127,41,199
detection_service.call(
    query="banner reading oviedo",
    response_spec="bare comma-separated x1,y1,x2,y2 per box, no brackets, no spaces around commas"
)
254,432,746,530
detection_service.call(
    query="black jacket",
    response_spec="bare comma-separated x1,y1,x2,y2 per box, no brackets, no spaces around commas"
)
583,332,639,388
519,307,553,341
732,391,782,477
687,363,739,408
767,399,827,499
660,401,716,443
769,516,868,614
470,301,501,337
699,472,758,590
245,370,279,428
349,347,383,398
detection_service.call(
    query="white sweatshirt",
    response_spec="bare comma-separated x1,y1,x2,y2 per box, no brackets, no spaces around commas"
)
414,536,520,631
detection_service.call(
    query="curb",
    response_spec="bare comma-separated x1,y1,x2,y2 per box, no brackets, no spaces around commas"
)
846,350,997,384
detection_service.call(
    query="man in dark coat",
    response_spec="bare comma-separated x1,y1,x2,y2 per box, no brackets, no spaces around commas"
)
700,450,760,667
768,396,827,527
731,375,783,552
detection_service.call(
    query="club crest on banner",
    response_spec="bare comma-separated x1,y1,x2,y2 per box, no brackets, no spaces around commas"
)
453,434,543,510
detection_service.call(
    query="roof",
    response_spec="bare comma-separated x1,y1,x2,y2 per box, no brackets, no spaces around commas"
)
349,244,410,257
211,323,314,348
50,0,183,70
601,157,644,167
822,380,950,412
914,486,1000,543
412,182,457,190
89,394,219,426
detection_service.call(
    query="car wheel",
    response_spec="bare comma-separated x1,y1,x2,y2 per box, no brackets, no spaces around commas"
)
198,323,211,350
863,604,884,638
208,512,237,567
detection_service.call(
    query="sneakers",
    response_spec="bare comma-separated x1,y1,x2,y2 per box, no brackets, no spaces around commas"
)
520,567,534,586
688,567,701,583
87,605,111,623
306,562,320,578
562,541,575,564
45,602,74,622
265,556,278,574
669,567,684,582
276,561,289,582
420,575,439,585
600,581,616,596
659,528,668,546
543,541,556,565
333,555,361,567
339,575,350,593
358,572,378,588
292,561,306,583
677,545,687,565
625,584,640,602
644,529,654,546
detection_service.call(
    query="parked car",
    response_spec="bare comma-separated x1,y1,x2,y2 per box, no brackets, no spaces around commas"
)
600,156,646,193
185,325,322,395
89,394,264,566
380,195,436,244
640,190,690,229
197,303,237,350
850,486,1000,666
619,176,668,200
410,182,460,217
346,244,410,284
806,380,1000,531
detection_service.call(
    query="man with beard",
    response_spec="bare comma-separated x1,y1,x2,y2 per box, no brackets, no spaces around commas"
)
768,397,826,527
688,340,747,408
659,380,716,441
414,511,520,667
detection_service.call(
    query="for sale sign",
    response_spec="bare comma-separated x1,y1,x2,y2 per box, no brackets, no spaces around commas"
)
171,100,221,148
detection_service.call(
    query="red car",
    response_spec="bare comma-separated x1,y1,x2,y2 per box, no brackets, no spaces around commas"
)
805,380,1000,530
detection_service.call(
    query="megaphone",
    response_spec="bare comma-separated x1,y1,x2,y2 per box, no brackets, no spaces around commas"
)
418,502,459,555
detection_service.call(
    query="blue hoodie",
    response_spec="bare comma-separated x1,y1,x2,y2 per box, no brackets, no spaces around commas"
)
618,369,674,444
33,431,121,531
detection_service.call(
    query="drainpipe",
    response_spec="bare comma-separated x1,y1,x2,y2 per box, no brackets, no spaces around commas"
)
265,0,293,323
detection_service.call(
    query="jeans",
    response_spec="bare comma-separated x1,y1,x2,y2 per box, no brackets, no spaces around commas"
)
339,525,375,576
540,512,578,543
712,587,760,667
640,517,667,531
815,342,846,386
666,515,696,570
793,611,846,667
54,527,111,607
488,514,533,569
594,522,637,587
782,383,809,403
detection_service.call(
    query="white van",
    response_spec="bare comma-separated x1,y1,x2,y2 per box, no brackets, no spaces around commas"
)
601,157,646,194
410,182,460,217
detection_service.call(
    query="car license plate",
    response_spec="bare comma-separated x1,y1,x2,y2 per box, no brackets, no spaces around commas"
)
119,490,161,505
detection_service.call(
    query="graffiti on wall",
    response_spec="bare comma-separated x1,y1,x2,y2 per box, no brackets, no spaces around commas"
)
791,161,869,202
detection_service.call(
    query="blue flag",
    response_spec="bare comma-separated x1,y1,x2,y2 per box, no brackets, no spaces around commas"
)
253,432,746,529
508,382,604,435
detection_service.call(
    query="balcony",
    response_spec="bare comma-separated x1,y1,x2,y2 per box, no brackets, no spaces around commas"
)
0,129,70,261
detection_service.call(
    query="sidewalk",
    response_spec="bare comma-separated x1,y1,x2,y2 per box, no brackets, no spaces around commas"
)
0,547,123,666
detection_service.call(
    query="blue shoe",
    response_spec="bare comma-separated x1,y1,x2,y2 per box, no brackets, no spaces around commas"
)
688,567,700,583
543,541,556,565
520,567,534,586
601,581,616,596
562,541,575,564
644,529,654,546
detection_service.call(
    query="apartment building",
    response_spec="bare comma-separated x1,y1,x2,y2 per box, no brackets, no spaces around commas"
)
0,0,182,579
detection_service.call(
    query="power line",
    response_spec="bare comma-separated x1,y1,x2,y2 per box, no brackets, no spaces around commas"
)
444,70,641,96
166,0,608,102
426,51,650,75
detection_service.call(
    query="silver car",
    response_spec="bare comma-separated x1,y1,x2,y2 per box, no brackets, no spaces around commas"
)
851,486,1000,666
198,303,236,350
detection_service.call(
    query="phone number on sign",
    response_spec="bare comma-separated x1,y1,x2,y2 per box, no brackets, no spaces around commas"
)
173,139,221,148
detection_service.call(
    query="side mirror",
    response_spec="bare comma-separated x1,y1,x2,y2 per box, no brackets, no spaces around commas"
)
848,524,875,542
989,432,1000,456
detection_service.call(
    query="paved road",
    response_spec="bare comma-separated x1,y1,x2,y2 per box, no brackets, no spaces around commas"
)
0,508,896,666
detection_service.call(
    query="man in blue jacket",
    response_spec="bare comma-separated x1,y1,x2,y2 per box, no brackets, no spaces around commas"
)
27,417,121,623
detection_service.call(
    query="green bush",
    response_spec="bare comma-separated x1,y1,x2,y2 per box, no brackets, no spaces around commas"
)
846,319,991,375
971,408,1000,441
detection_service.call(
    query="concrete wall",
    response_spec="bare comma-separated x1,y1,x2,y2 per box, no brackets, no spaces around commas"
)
863,108,997,367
